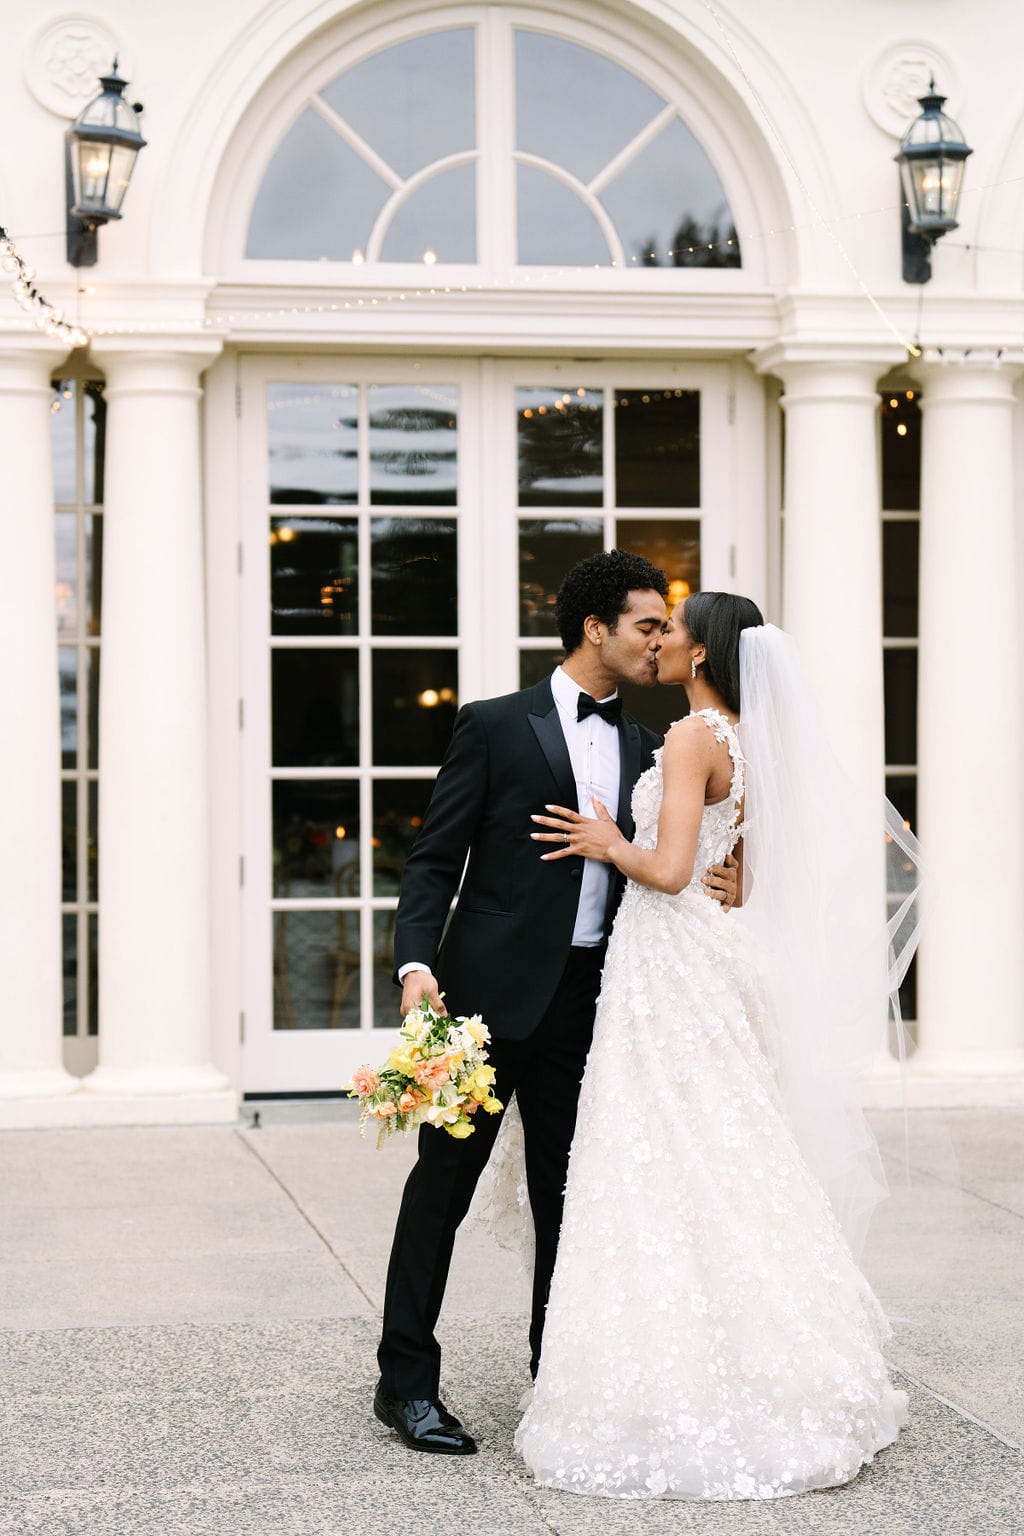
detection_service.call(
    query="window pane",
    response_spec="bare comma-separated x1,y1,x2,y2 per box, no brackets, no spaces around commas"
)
520,649,561,689
86,648,100,771
516,164,611,266
368,386,458,506
371,517,457,635
268,384,359,505
321,29,476,181
272,911,359,1029
59,649,77,768
62,915,78,1036
372,650,458,765
247,107,388,261
87,779,98,901
883,648,917,764
615,518,700,599
380,162,476,263
85,514,103,635
374,910,402,1027
883,520,919,638
270,516,358,636
885,774,917,835
272,780,359,898
83,382,106,504
56,512,77,634
515,30,664,186
601,118,740,269
87,913,98,1035
62,781,77,901
519,519,603,636
615,390,700,507
51,382,77,502
881,391,921,511
271,650,359,766
373,780,435,895
518,388,603,506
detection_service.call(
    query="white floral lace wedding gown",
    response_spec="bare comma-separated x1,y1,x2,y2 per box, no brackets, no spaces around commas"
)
515,708,908,1500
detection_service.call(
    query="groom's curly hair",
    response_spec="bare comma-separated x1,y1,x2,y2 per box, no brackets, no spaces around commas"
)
556,549,669,654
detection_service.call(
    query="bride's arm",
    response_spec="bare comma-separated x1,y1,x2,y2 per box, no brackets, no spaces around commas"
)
531,718,713,895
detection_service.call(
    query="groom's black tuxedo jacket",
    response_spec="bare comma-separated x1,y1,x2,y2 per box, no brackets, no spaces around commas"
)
393,675,662,1039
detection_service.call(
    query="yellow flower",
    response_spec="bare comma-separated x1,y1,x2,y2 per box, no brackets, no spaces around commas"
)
388,1051,416,1077
466,1019,487,1046
470,1086,488,1103
482,1096,503,1115
446,1119,475,1138
448,1049,465,1070
472,1065,496,1089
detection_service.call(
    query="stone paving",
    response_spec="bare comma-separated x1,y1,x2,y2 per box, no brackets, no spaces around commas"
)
0,1105,1021,1535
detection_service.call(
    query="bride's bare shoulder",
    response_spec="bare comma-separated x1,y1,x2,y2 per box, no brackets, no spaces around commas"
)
662,714,719,759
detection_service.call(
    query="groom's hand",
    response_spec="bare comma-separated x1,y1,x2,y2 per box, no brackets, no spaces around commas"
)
400,969,445,1017
702,852,739,909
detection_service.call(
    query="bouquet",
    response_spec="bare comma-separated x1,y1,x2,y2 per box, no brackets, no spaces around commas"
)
347,999,503,1146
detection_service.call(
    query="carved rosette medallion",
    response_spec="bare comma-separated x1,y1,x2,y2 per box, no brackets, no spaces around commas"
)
24,15,125,120
863,41,961,140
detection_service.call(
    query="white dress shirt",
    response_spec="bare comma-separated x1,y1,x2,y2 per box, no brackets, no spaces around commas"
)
549,664,621,946
398,666,621,979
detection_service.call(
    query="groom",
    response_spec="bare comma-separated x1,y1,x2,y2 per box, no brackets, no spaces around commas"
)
374,549,737,1454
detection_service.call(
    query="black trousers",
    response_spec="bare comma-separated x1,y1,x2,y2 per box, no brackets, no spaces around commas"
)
377,945,604,1398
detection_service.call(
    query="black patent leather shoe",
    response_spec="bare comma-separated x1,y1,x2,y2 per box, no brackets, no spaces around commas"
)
373,1382,478,1454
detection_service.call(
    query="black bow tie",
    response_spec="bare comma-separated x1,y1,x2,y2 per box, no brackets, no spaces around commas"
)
577,693,622,726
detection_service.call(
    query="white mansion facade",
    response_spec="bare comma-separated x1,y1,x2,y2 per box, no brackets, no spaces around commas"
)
2,0,1024,1124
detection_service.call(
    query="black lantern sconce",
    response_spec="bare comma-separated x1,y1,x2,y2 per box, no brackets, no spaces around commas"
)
896,80,972,284
66,60,147,267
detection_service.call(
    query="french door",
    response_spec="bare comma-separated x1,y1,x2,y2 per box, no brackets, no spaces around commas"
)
238,355,747,1092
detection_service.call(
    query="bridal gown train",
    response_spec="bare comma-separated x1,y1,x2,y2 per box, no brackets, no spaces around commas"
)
515,708,908,1500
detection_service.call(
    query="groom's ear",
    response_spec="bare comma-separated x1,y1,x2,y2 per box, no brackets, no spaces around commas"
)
582,613,605,646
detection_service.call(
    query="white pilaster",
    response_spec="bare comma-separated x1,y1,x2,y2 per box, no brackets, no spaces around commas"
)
756,347,891,795
912,353,1024,1099
0,342,78,1107
82,340,235,1122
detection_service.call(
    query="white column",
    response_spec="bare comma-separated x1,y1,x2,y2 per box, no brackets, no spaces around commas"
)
769,354,889,790
755,347,898,1087
915,354,1024,1094
0,343,78,1107
83,342,234,1120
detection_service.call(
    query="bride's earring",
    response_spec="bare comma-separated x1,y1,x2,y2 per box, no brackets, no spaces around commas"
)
691,658,698,680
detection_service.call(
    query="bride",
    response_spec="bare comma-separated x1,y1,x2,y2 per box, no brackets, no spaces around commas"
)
514,591,920,1501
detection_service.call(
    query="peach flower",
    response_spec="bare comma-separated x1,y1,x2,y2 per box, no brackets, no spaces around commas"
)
413,1055,452,1093
398,1089,425,1113
372,1100,398,1117
350,1066,380,1097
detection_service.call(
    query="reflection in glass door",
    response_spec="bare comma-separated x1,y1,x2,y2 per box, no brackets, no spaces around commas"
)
239,358,737,1092
514,367,727,736
242,366,470,1091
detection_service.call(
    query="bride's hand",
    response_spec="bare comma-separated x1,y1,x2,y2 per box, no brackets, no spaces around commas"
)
530,799,624,862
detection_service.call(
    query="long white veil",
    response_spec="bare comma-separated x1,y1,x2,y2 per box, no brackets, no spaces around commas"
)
734,624,924,1258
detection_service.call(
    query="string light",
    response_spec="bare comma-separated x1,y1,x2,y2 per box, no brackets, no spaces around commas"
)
0,224,87,348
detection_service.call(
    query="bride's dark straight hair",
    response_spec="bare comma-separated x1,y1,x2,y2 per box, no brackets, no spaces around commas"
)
684,591,764,713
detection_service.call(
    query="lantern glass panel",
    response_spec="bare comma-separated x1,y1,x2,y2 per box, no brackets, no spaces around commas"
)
76,142,112,210
105,144,139,215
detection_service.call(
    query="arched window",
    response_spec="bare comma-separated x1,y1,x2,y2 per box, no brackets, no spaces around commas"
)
245,16,741,271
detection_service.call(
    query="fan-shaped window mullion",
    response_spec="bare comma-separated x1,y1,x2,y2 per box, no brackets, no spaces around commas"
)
367,152,478,262
514,154,625,266
309,95,404,191
587,104,676,197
